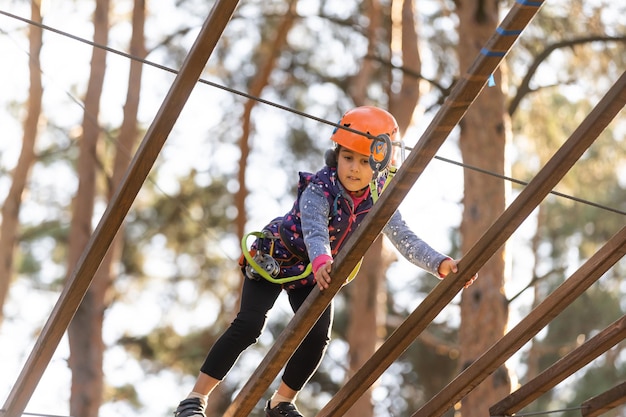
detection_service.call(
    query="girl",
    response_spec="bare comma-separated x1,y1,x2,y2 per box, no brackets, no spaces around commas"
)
174,106,473,417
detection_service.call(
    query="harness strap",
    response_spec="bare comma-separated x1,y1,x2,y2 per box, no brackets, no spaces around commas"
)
241,231,313,284
369,165,397,203
278,222,309,262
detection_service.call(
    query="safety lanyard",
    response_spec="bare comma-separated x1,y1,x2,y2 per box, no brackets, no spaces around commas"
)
369,165,397,203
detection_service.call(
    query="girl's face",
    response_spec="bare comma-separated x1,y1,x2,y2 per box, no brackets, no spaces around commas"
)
336,147,373,195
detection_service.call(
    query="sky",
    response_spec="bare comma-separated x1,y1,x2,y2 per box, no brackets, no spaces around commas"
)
2,1,617,416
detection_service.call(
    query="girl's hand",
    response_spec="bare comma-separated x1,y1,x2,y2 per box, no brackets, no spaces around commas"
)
315,260,333,291
438,258,458,277
438,258,478,288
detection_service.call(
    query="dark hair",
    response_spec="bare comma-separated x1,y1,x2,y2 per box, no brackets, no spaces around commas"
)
324,146,340,168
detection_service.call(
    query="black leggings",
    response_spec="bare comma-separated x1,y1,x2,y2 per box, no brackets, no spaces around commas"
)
200,276,333,391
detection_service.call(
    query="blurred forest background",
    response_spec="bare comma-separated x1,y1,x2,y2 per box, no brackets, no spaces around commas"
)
0,1,625,417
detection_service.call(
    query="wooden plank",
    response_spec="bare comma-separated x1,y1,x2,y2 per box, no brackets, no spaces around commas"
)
320,70,626,417
489,316,626,416
224,2,549,417
412,227,626,417
408,70,626,417
581,381,626,417
0,2,240,417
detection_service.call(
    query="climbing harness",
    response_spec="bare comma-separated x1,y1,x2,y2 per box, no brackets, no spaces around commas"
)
242,130,405,285
241,230,313,284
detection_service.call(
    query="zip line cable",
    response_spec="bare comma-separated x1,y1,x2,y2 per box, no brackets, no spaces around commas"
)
1,7,625,219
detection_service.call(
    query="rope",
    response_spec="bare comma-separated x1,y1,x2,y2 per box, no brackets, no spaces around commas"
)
1,8,624,219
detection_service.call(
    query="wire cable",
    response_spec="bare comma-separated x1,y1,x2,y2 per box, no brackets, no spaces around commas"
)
0,9,344,133
431,154,626,216
0,8,624,218
0,410,73,417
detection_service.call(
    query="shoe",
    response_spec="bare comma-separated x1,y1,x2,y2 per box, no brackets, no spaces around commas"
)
174,398,206,417
265,400,304,417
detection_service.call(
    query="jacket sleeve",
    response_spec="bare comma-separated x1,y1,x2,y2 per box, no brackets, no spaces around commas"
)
300,182,332,263
382,210,449,277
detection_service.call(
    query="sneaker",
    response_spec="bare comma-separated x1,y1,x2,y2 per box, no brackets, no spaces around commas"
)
264,400,304,417
174,398,206,417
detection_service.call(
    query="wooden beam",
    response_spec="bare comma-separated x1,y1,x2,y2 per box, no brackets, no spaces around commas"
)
408,70,626,417
0,2,240,417
411,229,626,417
224,2,546,417
321,69,626,417
489,316,626,416
581,381,626,417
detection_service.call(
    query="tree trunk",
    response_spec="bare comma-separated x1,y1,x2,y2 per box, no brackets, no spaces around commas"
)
456,1,511,416
345,237,396,417
345,1,420,416
67,1,110,417
344,1,384,415
349,0,382,106
206,2,297,415
234,0,297,241
0,0,43,325
389,0,421,130
86,0,145,413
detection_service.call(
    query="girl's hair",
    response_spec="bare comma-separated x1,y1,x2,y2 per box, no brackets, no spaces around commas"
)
324,145,341,168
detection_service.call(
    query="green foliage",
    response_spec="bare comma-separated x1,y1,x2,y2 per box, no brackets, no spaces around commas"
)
118,325,223,375
104,383,141,410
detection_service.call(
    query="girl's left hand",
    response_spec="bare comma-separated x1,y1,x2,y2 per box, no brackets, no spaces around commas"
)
438,258,478,288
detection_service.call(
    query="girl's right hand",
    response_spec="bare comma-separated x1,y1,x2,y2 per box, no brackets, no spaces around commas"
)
315,260,333,291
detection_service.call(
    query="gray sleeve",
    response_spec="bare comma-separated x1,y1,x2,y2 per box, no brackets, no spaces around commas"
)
382,210,449,277
300,183,332,261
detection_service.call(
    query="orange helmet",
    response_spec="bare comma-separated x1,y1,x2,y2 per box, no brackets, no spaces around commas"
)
330,106,399,162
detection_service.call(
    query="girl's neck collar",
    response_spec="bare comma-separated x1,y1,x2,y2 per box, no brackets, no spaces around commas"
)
349,186,370,200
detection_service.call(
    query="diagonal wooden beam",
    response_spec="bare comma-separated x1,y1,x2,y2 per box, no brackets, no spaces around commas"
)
489,316,626,416
224,2,546,417
322,69,626,417
0,2,240,417
407,70,626,417
581,381,626,417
